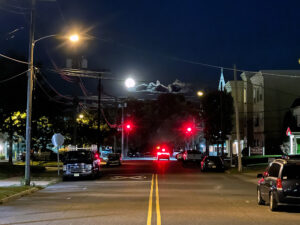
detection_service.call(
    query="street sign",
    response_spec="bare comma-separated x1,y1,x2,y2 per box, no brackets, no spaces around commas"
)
51,133,64,177
286,127,292,136
52,133,64,147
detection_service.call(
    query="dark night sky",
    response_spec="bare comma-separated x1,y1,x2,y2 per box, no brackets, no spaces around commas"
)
1,0,300,97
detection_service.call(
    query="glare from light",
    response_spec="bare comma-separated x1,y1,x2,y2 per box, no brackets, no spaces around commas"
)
79,114,84,119
125,78,136,88
187,127,192,132
69,34,79,42
197,91,204,97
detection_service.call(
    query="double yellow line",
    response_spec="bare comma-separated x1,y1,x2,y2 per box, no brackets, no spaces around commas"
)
147,174,161,225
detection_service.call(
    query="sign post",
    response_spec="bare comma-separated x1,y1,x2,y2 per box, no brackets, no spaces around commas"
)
52,133,64,176
286,127,293,155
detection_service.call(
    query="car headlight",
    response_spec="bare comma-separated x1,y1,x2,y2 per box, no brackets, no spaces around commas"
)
85,164,92,170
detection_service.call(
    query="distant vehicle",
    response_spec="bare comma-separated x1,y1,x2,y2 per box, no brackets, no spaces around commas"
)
100,146,113,162
175,150,184,161
257,158,300,211
173,149,182,158
182,150,202,164
62,150,101,180
201,156,225,172
106,153,121,166
156,145,170,160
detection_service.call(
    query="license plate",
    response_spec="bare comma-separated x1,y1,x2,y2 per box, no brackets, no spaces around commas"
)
74,173,80,177
212,166,216,168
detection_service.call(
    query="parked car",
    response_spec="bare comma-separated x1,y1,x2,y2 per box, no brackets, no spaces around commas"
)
201,156,225,172
257,158,300,211
182,150,202,164
106,153,121,166
175,150,184,161
62,150,101,180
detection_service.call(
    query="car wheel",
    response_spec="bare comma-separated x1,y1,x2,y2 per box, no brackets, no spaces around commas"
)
257,188,265,205
269,192,278,211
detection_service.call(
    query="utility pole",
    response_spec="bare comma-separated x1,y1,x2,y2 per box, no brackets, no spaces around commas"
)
97,74,102,152
25,0,36,186
233,64,242,172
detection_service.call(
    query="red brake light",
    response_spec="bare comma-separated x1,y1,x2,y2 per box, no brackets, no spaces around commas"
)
162,148,165,152
95,153,99,159
276,178,283,190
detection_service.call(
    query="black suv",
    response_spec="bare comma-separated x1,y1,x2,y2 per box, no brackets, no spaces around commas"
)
62,150,101,180
257,158,300,211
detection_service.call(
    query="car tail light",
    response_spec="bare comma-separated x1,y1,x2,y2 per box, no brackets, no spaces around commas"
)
95,153,100,159
258,178,264,185
157,152,162,156
276,178,283,191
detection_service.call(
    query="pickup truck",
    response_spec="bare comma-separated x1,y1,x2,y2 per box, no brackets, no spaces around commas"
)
182,150,203,164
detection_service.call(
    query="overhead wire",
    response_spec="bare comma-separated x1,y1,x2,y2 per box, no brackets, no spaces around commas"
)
0,53,29,65
0,69,29,83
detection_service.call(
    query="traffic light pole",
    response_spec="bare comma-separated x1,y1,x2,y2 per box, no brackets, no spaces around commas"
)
97,74,102,152
121,105,124,158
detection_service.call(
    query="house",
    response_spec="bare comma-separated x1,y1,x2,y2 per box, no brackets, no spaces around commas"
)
241,70,300,154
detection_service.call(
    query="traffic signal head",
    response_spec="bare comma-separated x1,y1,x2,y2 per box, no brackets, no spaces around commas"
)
182,123,195,136
124,121,133,132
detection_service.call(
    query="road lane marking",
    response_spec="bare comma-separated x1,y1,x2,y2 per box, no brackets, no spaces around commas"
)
110,175,145,180
156,174,161,225
147,174,154,225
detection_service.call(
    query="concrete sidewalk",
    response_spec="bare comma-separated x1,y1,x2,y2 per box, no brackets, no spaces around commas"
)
0,177,59,187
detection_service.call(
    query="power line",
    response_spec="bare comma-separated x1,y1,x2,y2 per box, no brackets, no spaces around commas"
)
0,69,29,83
0,53,29,65
39,72,73,100
95,36,300,79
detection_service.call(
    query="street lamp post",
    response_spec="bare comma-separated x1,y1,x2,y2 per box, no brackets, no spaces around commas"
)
24,0,80,185
25,0,36,185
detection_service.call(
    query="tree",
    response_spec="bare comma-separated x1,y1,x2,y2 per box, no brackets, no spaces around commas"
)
32,116,53,151
0,111,26,165
202,91,234,155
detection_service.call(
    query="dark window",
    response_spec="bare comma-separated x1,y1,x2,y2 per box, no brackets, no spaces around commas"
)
282,164,300,179
268,163,281,177
255,117,259,127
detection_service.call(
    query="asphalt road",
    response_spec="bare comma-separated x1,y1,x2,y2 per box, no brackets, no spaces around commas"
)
1,159,300,225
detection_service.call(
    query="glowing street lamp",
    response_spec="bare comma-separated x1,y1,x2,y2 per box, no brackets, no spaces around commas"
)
69,34,79,42
197,91,204,97
125,78,136,88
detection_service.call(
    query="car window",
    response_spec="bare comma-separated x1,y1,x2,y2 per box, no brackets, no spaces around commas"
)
268,163,281,177
64,151,92,162
282,164,300,179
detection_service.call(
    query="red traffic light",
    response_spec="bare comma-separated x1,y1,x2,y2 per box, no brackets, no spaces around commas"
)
182,123,195,136
124,121,133,132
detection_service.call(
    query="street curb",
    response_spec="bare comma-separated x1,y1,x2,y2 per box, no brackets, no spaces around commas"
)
0,187,39,204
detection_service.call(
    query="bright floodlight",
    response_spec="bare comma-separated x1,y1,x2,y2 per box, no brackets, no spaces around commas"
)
69,34,79,42
125,78,135,88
